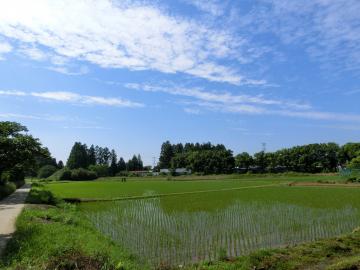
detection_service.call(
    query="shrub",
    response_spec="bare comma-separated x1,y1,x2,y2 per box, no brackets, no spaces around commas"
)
38,165,58,179
1,165,25,188
70,168,98,181
88,164,109,177
0,181,16,200
116,171,129,177
26,187,59,205
47,168,98,181
347,176,360,183
348,156,360,169
47,168,72,181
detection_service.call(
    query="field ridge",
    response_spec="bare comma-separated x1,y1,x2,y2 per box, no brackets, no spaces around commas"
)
65,182,284,203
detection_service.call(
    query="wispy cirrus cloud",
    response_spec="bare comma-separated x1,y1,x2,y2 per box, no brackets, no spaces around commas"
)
183,0,227,16
125,82,360,122
125,82,310,110
240,0,360,73
0,112,66,121
0,0,265,85
0,90,144,108
17,44,90,75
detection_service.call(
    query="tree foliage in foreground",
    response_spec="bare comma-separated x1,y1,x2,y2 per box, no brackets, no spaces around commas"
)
0,121,48,185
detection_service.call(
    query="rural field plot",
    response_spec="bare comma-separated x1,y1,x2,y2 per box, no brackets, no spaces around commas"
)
46,178,280,199
80,185,360,268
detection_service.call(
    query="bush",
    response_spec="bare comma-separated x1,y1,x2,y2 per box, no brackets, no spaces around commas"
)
348,156,360,169
88,164,109,177
116,171,129,177
347,176,360,183
0,181,16,200
47,168,72,181
1,165,25,188
38,165,58,179
26,187,59,205
47,168,98,181
70,168,98,181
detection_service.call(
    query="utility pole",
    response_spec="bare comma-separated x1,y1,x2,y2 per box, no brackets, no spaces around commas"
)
152,156,157,168
262,142,266,153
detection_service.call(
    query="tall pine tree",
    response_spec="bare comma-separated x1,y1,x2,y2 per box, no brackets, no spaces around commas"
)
66,142,89,169
117,157,126,172
109,149,118,176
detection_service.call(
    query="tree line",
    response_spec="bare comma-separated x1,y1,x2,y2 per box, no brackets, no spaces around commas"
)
159,141,235,174
66,142,144,176
1,121,360,188
159,141,360,174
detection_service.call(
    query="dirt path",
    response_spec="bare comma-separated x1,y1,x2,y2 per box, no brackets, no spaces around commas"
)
0,184,30,256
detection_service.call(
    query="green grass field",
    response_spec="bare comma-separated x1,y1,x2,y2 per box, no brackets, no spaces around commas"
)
45,174,343,200
23,174,357,268
78,184,360,267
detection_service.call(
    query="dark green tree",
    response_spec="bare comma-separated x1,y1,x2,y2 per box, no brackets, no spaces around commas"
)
57,160,64,169
159,141,174,168
0,121,45,184
137,154,143,170
235,152,253,170
109,149,118,176
66,142,89,169
87,144,96,166
117,157,126,171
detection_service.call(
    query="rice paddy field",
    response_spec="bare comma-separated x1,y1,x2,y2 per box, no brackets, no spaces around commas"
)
45,174,360,268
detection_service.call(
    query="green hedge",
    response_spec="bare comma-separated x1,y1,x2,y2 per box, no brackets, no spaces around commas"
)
38,165,58,179
0,181,16,200
70,168,97,181
47,168,98,181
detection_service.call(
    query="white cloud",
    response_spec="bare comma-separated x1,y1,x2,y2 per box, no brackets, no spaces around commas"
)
184,0,226,16
125,82,310,109
0,41,12,59
125,82,360,122
0,112,66,121
47,65,89,76
242,0,360,73
184,107,200,115
272,110,360,122
19,45,47,61
0,90,144,108
63,125,111,130
0,90,26,96
0,0,264,85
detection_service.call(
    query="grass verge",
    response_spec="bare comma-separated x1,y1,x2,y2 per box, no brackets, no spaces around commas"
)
187,227,360,270
0,186,144,270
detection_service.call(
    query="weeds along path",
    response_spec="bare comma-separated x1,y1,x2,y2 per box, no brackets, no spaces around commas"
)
0,184,30,256
70,182,285,203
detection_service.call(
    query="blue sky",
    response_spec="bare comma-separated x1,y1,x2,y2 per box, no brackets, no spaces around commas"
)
0,0,359,165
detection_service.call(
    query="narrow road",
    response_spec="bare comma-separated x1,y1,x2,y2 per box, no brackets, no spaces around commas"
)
0,184,30,256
